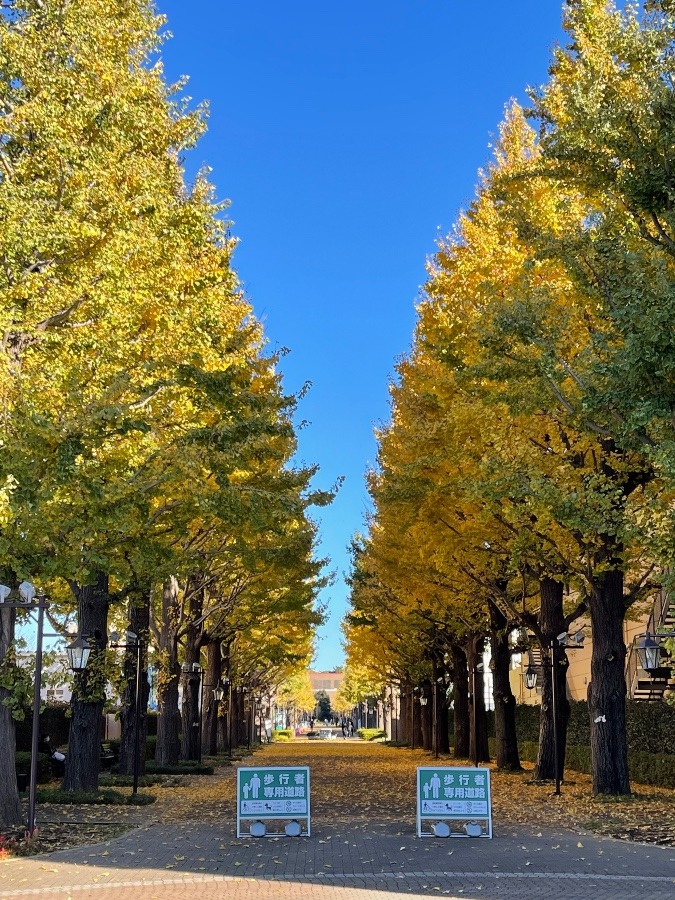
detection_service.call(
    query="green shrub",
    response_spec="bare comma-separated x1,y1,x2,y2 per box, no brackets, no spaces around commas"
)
143,761,214,775
15,703,71,752
515,739,675,789
357,728,386,741
514,700,675,754
35,787,155,805
99,773,169,788
15,752,52,784
272,729,293,742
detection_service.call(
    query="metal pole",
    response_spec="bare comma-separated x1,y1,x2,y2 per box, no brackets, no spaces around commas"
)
132,639,143,796
411,690,415,750
432,678,438,759
551,640,561,795
28,600,46,837
471,663,477,767
197,672,203,764
227,681,232,756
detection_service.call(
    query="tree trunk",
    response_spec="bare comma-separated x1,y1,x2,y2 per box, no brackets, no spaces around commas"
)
118,592,150,776
588,568,630,794
489,600,522,771
202,638,222,757
468,635,489,764
180,575,204,761
399,681,410,745
534,577,570,782
63,573,109,792
0,605,23,826
155,578,181,767
451,644,470,758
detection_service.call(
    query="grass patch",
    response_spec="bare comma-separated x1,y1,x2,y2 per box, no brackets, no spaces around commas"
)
36,787,156,806
99,773,182,788
144,761,214,776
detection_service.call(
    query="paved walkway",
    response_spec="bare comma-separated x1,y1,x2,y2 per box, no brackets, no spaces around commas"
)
2,743,674,900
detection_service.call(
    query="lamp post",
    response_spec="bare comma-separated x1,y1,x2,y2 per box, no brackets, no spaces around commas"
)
108,631,144,794
519,632,584,794
226,678,233,755
551,630,584,795
470,662,484,767
0,582,48,837
242,686,250,749
419,689,428,751
411,686,419,750
181,662,203,761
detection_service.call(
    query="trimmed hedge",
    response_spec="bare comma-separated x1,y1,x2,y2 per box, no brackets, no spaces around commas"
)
514,739,675,789
452,700,675,754
107,735,155,761
15,703,71,751
15,752,52,784
272,729,294,742
143,761,214,775
35,787,156,805
507,700,675,754
358,728,386,741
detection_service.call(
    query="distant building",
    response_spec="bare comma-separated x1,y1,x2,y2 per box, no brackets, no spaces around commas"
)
308,669,343,699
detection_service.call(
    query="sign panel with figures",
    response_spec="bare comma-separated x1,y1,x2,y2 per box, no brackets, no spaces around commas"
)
416,766,492,838
237,766,311,837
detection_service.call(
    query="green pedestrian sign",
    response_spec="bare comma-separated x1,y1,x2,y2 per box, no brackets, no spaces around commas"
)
417,766,492,838
237,766,311,837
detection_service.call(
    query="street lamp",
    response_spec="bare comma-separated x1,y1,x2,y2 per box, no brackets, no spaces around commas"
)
470,661,484,767
411,685,420,750
182,662,203,761
635,632,664,674
109,631,144,795
524,665,538,690
551,631,585,795
0,582,48,837
213,683,225,702
65,634,91,672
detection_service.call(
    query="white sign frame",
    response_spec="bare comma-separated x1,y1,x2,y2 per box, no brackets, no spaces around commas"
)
416,766,492,839
237,765,311,837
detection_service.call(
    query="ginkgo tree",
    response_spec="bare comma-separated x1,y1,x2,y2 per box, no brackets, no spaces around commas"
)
346,49,669,796
421,102,664,795
0,0,331,812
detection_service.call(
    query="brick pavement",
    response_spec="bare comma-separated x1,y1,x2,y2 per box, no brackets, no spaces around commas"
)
4,742,675,899
2,818,674,899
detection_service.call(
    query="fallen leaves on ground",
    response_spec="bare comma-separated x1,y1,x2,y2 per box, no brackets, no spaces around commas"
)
6,740,675,855
0,823,129,856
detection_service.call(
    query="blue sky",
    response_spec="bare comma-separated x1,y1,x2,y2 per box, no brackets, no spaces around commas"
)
157,1,566,670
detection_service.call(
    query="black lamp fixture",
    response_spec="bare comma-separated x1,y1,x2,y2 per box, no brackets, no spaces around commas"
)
524,666,538,690
635,632,662,673
65,633,92,672
213,684,225,702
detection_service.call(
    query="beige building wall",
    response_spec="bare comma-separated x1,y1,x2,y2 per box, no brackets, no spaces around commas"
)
510,612,650,704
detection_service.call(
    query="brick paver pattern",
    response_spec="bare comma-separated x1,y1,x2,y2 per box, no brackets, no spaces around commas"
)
2,741,674,900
